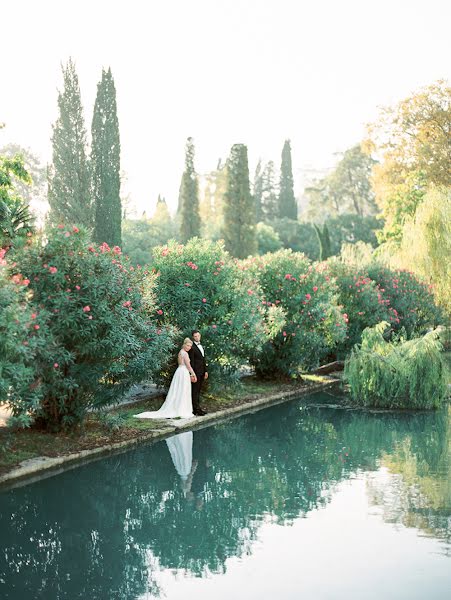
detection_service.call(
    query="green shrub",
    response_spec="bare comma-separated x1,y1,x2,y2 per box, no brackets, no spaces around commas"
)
344,322,447,409
7,226,174,430
327,259,396,352
150,238,266,388
367,265,444,337
245,249,346,378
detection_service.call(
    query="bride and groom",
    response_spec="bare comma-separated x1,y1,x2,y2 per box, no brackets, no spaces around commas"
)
135,330,208,419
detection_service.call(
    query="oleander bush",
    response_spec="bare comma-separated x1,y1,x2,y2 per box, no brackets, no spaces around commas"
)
327,259,398,353
366,265,444,338
243,250,347,378
149,238,266,388
6,226,174,430
344,321,447,409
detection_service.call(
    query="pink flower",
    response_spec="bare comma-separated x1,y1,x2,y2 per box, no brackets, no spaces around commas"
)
123,301,132,308
313,286,318,292
22,279,30,286
83,306,91,312
31,313,37,319
202,298,207,303
72,226,79,233
212,324,217,329
75,285,80,290
57,224,64,229
88,315,93,320
156,329,162,335
285,274,292,280
305,293,311,301
112,246,122,255
54,363,59,368
49,266,58,274
34,324,40,330
156,309,163,314
64,231,71,238
283,331,287,337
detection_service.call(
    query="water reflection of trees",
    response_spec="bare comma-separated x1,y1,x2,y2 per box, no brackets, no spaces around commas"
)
0,395,449,599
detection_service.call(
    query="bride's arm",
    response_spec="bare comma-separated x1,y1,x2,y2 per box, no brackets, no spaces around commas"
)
183,352,197,379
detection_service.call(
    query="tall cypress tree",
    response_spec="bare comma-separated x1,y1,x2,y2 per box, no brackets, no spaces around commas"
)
92,68,121,246
222,143,257,258
178,137,200,243
279,139,297,219
253,159,264,223
48,59,91,227
261,160,279,222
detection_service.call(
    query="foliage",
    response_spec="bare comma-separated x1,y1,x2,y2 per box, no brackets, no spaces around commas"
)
366,264,444,338
253,159,264,223
48,58,92,229
150,238,266,388
314,223,332,260
0,153,34,250
92,67,122,246
222,144,257,258
366,80,451,241
256,222,282,254
304,144,377,220
199,159,227,240
7,227,173,430
260,160,278,222
272,218,319,260
345,322,447,409
326,259,395,352
0,248,49,426
122,199,178,266
398,187,451,315
178,137,200,243
245,249,346,377
279,139,297,219
326,213,382,255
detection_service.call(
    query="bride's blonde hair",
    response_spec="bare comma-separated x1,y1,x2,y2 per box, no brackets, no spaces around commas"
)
183,337,192,346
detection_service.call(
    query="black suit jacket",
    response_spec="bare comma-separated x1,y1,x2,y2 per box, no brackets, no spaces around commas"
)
188,343,207,377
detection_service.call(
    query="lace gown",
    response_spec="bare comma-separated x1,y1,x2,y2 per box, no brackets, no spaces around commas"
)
134,350,194,419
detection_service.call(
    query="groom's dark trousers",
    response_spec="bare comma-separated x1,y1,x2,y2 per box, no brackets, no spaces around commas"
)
188,343,207,413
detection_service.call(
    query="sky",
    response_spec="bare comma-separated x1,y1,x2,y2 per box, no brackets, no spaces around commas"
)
1,0,450,216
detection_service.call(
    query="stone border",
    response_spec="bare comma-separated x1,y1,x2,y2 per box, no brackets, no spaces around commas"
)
0,378,339,491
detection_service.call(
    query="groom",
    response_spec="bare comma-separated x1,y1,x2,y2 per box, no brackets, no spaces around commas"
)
188,330,208,416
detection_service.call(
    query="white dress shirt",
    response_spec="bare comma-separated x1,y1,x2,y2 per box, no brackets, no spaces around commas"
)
195,341,204,357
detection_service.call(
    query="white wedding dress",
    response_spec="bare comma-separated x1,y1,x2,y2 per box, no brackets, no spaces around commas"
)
134,350,194,419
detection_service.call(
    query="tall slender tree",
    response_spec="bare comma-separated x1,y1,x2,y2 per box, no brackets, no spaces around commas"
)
279,139,297,219
253,159,264,223
178,137,200,243
48,59,91,228
91,67,121,246
222,144,257,258
261,161,279,222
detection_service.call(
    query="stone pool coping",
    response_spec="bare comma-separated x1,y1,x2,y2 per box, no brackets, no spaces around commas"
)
0,377,340,491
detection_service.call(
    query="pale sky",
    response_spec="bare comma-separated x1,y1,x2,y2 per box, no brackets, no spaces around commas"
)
1,0,450,216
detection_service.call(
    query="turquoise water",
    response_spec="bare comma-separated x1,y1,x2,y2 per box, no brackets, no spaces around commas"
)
0,390,450,599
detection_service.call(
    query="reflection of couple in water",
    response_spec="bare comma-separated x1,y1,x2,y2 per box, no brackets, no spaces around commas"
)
165,431,210,507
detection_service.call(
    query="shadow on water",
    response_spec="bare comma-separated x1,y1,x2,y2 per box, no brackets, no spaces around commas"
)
0,391,450,599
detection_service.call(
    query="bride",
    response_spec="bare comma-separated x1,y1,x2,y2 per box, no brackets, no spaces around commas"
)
135,338,197,419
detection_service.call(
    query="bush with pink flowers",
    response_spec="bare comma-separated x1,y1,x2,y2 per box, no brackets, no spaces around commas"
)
366,265,444,338
6,227,174,430
244,250,347,378
326,259,396,352
149,238,266,388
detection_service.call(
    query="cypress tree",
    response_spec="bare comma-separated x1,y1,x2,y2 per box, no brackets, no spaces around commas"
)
222,143,257,258
261,160,279,222
179,137,200,243
253,159,264,223
314,223,332,260
48,59,91,228
92,67,122,246
279,139,297,219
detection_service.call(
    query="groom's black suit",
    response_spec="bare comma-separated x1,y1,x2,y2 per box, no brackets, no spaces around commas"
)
188,342,207,413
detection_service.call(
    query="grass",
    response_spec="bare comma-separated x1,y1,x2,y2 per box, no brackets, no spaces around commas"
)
0,374,332,478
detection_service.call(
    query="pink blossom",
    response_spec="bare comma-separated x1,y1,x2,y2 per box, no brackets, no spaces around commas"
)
157,309,163,315
54,363,59,368
123,301,132,308
75,285,80,290
64,231,71,238
57,224,64,229
88,315,93,320
72,226,79,233
49,266,58,274
31,313,37,319
156,329,162,335
313,286,318,292
283,331,287,337
83,306,91,313
34,324,40,330
212,324,217,329
202,298,207,303
112,246,122,255
285,274,292,280
22,279,30,286
161,248,169,256
305,293,311,301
